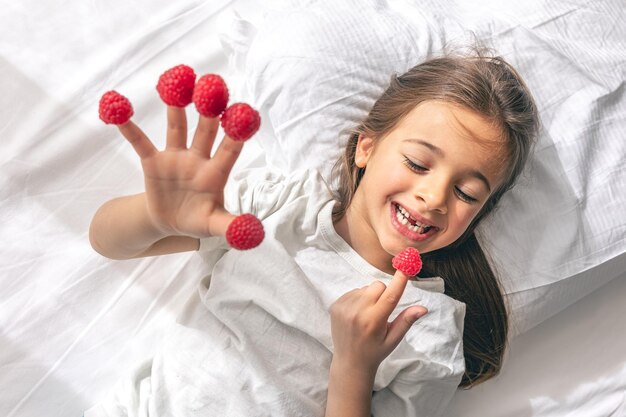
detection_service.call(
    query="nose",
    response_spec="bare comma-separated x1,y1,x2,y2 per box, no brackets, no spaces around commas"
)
414,177,448,214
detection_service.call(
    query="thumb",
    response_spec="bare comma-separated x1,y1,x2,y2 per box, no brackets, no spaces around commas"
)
206,208,237,237
386,306,428,348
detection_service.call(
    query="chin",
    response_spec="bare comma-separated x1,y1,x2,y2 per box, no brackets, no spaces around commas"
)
381,237,422,257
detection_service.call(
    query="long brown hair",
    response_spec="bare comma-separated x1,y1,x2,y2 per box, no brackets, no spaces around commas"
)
331,47,539,388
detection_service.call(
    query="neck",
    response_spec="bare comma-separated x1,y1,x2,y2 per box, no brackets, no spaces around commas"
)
333,205,395,275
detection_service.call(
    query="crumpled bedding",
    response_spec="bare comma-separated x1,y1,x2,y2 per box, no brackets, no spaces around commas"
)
1,0,625,416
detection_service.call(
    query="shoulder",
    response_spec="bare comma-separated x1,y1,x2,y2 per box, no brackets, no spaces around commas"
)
199,167,334,255
229,166,329,193
224,166,334,218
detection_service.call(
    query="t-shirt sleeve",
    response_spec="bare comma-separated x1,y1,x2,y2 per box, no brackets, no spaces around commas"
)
198,166,331,254
371,296,466,417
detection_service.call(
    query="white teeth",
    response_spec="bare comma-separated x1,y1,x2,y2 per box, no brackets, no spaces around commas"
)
395,204,433,234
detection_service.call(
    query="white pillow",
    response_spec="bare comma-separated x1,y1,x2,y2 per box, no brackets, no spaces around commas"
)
222,1,468,178
219,0,626,335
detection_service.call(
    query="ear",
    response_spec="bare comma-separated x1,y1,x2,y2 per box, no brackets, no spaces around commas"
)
354,135,375,168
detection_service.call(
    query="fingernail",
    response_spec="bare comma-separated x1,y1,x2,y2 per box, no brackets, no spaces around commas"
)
414,309,428,321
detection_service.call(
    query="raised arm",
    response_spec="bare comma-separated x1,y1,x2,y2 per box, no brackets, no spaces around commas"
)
89,192,201,259
89,106,244,260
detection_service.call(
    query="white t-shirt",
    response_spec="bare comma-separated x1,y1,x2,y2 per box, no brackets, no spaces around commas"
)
85,167,466,417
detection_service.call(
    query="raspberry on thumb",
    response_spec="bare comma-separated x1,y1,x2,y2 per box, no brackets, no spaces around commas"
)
225,214,264,250
392,247,422,276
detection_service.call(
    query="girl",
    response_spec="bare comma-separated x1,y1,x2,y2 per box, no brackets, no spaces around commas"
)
87,48,538,417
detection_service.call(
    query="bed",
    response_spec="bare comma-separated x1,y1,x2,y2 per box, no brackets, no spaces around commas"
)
1,0,625,416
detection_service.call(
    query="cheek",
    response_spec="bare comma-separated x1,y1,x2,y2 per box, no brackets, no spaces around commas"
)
449,204,482,233
383,161,413,185
385,169,410,189
366,159,407,190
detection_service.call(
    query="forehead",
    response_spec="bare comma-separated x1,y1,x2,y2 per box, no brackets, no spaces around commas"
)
391,100,508,182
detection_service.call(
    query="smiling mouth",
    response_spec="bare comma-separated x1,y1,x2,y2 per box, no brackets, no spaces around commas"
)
392,203,437,234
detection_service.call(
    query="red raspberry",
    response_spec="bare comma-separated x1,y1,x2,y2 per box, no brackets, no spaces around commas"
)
99,91,133,125
193,74,229,117
392,247,423,276
156,64,196,107
226,214,265,250
220,103,261,142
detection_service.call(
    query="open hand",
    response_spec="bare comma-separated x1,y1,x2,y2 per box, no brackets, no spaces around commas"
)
117,106,243,239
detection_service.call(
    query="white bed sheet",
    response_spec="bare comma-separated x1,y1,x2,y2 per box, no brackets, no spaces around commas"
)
1,1,625,416
447,255,626,417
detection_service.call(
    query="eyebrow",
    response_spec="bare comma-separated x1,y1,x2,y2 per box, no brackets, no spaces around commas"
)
403,138,492,192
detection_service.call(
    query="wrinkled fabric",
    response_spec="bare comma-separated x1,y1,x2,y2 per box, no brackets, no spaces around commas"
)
86,168,465,417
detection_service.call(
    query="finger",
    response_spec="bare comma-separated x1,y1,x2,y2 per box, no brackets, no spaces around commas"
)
118,121,158,159
363,280,387,300
375,269,411,318
211,135,244,179
190,116,219,158
385,306,428,350
166,106,188,149
331,287,362,313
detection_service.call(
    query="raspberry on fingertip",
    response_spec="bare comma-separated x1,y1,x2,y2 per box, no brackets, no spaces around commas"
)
156,64,196,107
392,247,423,276
220,103,261,142
193,74,229,117
99,91,134,125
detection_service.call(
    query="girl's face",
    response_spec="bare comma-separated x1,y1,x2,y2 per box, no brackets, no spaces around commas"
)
335,100,506,274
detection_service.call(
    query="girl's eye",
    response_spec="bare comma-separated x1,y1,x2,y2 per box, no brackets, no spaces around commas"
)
403,157,479,204
402,157,427,172
455,187,478,203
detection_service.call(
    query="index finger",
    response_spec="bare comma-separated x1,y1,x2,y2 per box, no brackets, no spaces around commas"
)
375,269,410,318
118,121,158,159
